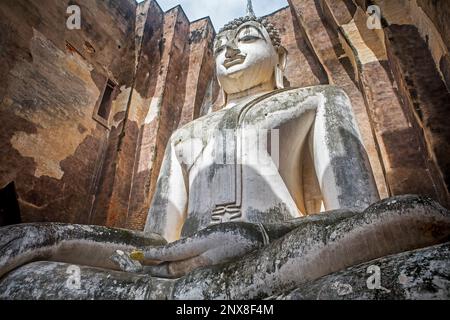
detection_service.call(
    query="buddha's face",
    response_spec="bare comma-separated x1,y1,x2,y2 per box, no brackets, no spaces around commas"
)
214,21,279,95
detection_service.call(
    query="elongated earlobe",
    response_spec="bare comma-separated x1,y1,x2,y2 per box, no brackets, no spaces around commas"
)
275,46,288,89
221,88,228,106
275,64,284,89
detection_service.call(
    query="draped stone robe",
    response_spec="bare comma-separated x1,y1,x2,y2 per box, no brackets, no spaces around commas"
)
145,85,379,242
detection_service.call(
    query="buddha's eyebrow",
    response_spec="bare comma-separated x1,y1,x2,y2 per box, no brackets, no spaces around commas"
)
215,37,225,44
235,24,265,39
214,36,228,48
216,33,232,44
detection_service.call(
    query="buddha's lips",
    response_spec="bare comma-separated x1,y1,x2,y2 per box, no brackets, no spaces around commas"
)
224,54,246,69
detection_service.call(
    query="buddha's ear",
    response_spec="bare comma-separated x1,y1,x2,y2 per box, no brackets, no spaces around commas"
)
275,46,288,89
216,70,227,107
221,88,228,106
277,46,288,72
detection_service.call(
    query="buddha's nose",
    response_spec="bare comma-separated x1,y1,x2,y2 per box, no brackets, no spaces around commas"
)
225,44,240,59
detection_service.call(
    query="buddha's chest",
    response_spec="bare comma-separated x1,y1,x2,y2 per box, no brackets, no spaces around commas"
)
177,92,320,235
173,92,319,172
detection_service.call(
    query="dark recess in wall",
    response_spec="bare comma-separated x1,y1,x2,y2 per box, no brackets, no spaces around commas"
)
0,182,22,227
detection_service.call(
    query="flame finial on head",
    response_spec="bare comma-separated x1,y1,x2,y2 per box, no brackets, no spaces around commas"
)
246,0,256,18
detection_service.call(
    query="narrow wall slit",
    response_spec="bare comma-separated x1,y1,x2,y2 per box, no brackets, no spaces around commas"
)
93,79,117,127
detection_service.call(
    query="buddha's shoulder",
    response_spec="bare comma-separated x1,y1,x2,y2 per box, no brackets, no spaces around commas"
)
267,85,349,101
170,111,224,142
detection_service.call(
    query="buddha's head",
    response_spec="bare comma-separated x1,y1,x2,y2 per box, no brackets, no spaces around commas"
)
214,4,287,100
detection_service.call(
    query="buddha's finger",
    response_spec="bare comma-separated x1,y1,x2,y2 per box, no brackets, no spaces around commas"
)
138,236,212,262
143,255,211,279
110,250,143,273
133,223,265,264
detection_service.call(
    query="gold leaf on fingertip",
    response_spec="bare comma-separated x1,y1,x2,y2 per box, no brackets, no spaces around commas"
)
130,250,144,261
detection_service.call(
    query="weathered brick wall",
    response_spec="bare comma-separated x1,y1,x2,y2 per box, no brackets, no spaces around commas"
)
265,6,328,88
0,0,138,224
317,0,450,206
121,6,216,231
1,0,448,231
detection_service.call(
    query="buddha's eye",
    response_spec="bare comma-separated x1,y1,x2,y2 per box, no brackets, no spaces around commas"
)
237,26,262,43
238,35,260,43
214,37,227,54
214,46,226,55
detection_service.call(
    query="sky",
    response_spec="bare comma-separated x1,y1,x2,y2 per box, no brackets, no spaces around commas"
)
136,0,289,30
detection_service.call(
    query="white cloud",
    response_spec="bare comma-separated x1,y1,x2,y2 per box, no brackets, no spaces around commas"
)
136,0,288,30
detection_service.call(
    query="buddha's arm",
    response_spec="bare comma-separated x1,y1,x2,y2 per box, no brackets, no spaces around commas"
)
311,86,380,211
144,137,188,243
135,210,360,279
0,223,166,279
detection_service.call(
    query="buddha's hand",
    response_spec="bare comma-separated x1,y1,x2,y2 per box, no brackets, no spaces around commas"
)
131,222,268,279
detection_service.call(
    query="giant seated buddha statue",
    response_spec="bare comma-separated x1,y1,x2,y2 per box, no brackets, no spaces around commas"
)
1,2,449,300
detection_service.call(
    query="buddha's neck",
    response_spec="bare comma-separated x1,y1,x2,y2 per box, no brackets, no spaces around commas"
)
225,81,276,107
